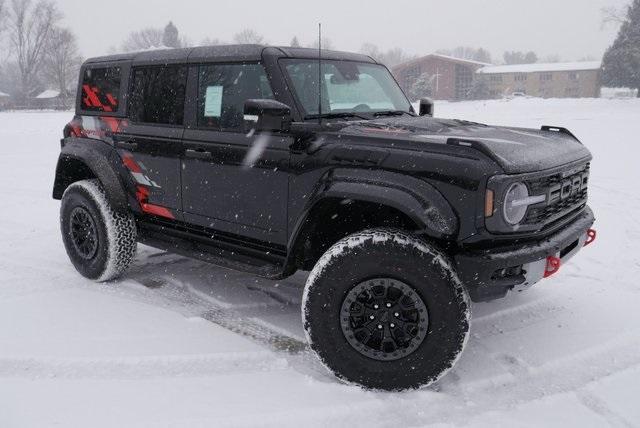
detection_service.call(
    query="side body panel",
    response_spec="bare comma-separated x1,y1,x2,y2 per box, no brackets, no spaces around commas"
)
114,123,184,220
181,129,291,246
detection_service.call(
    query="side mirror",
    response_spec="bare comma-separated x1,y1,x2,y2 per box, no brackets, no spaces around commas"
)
419,97,434,117
244,99,292,133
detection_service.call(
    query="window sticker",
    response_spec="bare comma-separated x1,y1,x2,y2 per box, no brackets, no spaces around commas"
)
204,86,223,117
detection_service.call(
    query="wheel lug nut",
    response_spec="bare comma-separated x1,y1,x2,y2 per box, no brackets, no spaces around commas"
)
386,303,391,308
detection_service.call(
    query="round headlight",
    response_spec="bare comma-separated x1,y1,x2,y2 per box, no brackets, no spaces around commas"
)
503,182,529,225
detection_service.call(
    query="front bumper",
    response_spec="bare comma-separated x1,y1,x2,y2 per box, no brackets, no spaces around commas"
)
454,206,595,302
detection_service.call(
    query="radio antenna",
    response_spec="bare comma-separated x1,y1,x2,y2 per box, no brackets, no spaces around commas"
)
317,22,322,125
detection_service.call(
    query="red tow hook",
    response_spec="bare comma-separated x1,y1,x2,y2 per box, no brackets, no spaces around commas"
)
544,256,562,278
584,228,597,246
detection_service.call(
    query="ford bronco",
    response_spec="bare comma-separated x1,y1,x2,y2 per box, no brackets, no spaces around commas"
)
53,45,596,390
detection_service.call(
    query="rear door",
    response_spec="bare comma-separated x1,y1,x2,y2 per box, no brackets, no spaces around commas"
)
115,64,188,221
181,62,291,246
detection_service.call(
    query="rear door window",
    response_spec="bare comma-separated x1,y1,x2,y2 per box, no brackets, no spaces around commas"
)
129,65,187,125
81,67,122,113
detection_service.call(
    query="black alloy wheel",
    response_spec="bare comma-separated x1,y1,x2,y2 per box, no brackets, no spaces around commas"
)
341,278,429,361
69,206,99,260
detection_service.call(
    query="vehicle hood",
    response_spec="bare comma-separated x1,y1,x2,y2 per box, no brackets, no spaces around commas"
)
338,116,592,174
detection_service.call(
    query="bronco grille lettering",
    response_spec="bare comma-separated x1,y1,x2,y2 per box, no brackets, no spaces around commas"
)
524,164,589,226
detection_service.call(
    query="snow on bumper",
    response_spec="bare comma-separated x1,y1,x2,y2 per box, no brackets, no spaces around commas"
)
454,206,595,302
517,227,594,291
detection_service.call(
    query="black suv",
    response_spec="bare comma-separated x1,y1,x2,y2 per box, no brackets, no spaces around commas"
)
53,45,596,390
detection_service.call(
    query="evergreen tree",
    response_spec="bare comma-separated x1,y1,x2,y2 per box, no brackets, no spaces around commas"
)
602,0,640,96
409,72,435,100
290,36,300,47
469,77,490,100
162,21,180,48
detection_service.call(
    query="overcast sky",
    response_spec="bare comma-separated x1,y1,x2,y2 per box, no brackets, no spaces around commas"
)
57,0,628,62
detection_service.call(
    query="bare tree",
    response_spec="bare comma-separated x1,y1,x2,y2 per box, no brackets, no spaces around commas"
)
199,37,224,46
308,37,334,50
601,5,627,28
360,42,381,58
0,61,21,96
503,50,538,65
360,43,412,67
233,29,264,44
541,54,562,63
42,26,81,108
0,0,6,33
121,27,164,52
382,47,413,67
6,0,61,103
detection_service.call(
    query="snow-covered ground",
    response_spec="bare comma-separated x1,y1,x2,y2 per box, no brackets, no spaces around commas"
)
1,98,639,427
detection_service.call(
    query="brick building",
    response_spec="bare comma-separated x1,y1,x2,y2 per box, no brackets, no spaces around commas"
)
476,61,601,99
392,54,490,101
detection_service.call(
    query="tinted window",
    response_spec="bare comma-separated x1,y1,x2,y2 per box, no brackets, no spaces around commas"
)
129,65,187,125
197,63,274,131
81,67,121,113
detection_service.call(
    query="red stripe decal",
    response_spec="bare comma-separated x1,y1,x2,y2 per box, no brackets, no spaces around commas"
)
141,203,175,219
105,93,118,107
122,154,142,173
135,185,174,219
82,84,102,108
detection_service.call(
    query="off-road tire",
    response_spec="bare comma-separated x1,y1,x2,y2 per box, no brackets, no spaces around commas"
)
60,179,137,281
302,228,470,391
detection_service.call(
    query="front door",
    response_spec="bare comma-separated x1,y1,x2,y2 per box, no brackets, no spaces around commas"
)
116,64,188,221
181,63,290,246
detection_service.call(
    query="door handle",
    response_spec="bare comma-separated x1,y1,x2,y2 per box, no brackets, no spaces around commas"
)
185,148,212,159
116,140,138,150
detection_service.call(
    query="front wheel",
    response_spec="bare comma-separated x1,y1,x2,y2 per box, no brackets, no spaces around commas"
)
60,179,137,281
302,229,470,391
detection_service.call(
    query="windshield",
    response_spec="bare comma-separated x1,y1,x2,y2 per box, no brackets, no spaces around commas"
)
281,59,412,118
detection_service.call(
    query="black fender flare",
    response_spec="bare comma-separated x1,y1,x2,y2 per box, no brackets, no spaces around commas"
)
285,168,458,268
52,138,130,212
317,168,458,237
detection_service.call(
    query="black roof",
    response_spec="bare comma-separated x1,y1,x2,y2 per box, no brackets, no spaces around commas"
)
84,45,377,65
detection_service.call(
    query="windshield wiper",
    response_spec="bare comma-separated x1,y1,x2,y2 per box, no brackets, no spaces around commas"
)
373,110,414,117
304,112,370,121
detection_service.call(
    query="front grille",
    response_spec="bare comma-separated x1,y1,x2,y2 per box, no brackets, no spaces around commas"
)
523,163,589,226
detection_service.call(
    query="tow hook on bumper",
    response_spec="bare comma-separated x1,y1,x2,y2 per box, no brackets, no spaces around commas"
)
542,227,595,278
585,228,597,246
526,228,597,283
543,256,561,278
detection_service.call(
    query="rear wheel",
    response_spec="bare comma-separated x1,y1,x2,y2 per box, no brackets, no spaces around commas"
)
302,228,470,390
60,179,137,281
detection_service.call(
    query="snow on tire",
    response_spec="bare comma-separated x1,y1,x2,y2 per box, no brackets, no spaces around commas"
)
302,228,470,391
60,179,137,281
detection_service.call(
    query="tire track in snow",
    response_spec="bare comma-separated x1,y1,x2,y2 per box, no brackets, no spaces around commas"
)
471,296,568,338
122,272,330,380
0,352,288,380
576,391,636,428
97,271,311,356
